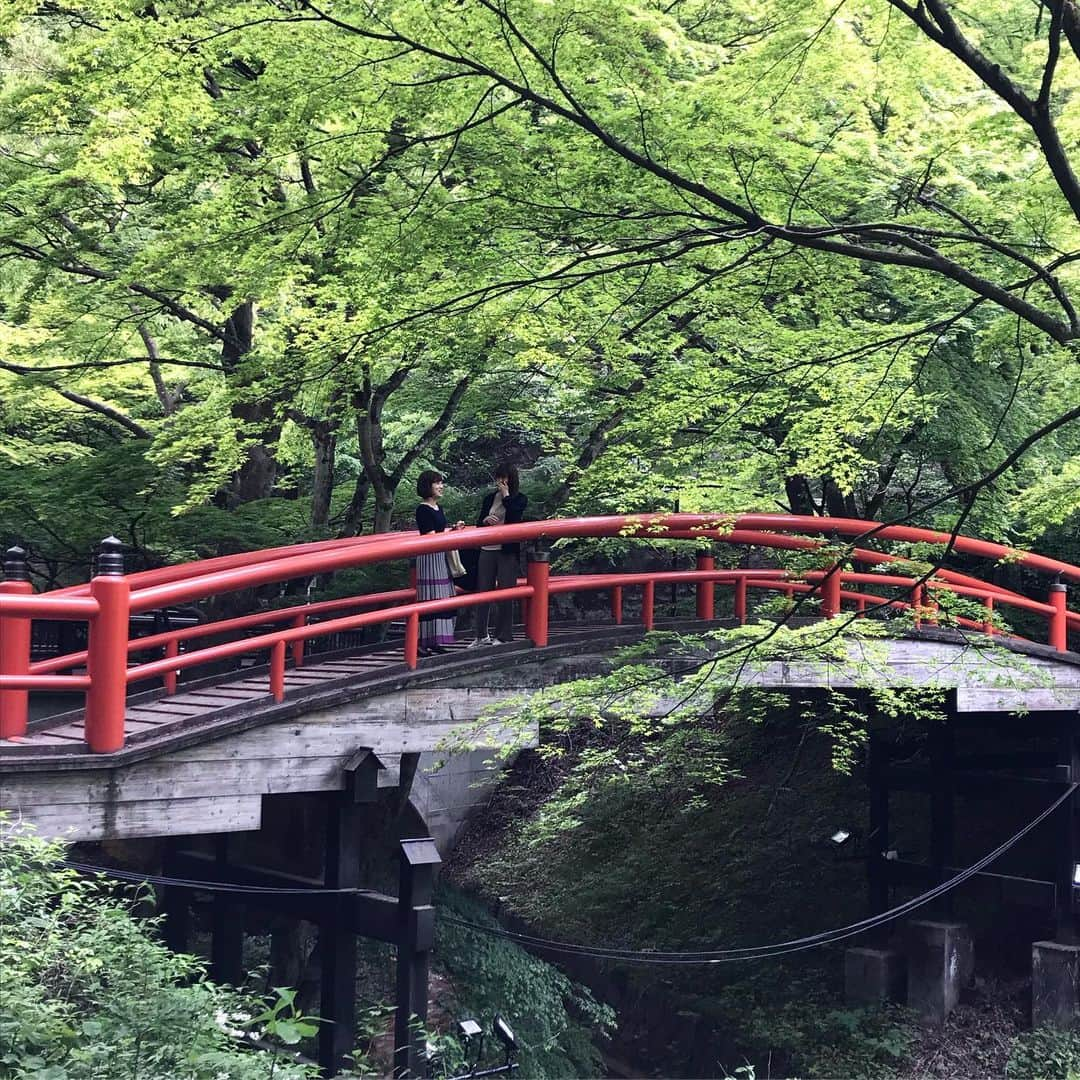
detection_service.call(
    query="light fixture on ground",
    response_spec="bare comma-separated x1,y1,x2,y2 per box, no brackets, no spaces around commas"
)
1072,861,1080,886
443,1016,520,1080
457,1019,483,1042
493,1015,518,1069
457,1018,484,1075
830,829,852,847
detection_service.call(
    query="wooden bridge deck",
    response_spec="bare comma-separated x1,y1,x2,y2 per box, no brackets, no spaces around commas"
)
4,620,1080,769
0,623,637,765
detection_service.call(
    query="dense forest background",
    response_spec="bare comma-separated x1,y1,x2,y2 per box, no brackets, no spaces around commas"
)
3,0,1080,580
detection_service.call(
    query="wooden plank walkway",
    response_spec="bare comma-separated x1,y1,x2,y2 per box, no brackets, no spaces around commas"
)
6,619,1076,762
0,626,601,758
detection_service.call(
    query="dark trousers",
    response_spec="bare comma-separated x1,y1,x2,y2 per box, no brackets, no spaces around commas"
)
475,549,518,641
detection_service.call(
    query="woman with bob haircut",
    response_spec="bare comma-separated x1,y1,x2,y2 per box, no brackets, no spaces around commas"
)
469,462,527,646
414,469,464,655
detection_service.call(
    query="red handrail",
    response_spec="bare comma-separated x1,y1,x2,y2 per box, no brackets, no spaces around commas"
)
28,587,418,675
1,514,1076,752
126,586,534,687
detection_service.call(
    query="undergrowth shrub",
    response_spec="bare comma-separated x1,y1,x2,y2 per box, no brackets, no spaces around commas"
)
0,819,315,1079
1008,1027,1080,1079
434,887,615,1078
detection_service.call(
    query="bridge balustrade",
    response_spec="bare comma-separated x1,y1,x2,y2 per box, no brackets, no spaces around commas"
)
1,515,1077,753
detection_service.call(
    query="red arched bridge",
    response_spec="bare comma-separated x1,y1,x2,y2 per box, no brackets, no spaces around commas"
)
4,513,1080,1079
1,513,1078,756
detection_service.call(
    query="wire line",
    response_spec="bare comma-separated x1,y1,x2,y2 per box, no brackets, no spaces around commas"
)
55,783,1076,966
438,783,1077,965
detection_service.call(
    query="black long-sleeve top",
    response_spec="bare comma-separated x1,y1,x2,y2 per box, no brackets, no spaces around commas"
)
476,490,528,554
416,503,448,534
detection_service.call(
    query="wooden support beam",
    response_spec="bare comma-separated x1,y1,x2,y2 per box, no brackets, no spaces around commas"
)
867,730,890,918
1056,715,1080,942
394,838,440,1080
160,838,190,954
952,710,1079,734
167,851,398,936
320,790,363,1077
929,716,955,917
888,765,1072,797
210,835,244,986
955,751,1061,770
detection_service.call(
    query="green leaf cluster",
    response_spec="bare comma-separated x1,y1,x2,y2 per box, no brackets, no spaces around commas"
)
0,819,316,1080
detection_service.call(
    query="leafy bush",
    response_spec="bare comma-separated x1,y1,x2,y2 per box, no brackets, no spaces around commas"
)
434,887,615,1078
706,967,914,1079
1008,1028,1080,1079
0,820,315,1079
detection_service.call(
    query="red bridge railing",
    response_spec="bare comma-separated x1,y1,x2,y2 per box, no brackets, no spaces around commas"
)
1,514,1077,753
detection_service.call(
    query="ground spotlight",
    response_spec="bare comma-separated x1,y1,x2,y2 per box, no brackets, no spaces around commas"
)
493,1015,518,1064
457,1018,483,1042
457,1018,484,1073
1072,861,1080,886
829,829,852,847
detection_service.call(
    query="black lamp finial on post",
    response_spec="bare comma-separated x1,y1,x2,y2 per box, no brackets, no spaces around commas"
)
3,545,29,583
95,536,125,577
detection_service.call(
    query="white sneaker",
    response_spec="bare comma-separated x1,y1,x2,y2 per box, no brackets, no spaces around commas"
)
467,636,493,648
492,637,511,645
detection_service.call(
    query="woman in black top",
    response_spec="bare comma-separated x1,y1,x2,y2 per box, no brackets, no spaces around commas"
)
415,470,463,654
469,462,527,645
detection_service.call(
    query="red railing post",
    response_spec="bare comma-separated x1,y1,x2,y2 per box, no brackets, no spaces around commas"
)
0,545,33,740
696,554,714,620
611,585,623,625
983,595,995,636
642,579,655,631
734,576,747,625
1050,581,1068,652
822,567,841,618
291,612,306,668
526,553,550,646
85,537,130,753
270,641,285,701
405,612,419,669
911,583,923,629
163,639,179,695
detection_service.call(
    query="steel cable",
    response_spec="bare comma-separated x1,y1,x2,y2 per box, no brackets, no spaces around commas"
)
53,782,1075,966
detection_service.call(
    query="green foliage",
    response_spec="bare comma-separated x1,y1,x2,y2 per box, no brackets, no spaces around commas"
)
1007,1027,1080,1079
0,820,316,1080
458,681,929,1078
714,972,914,1080
433,887,615,1079
442,618,948,835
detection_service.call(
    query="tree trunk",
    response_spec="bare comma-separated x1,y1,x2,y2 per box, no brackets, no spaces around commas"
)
310,422,337,530
340,476,370,537
372,496,395,534
785,474,819,516
221,301,282,507
821,477,855,518
229,399,281,507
